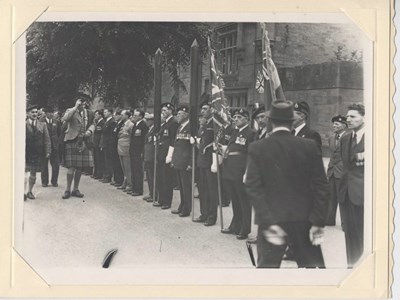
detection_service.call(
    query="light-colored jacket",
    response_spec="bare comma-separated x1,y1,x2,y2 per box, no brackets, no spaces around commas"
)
118,119,134,156
62,107,95,141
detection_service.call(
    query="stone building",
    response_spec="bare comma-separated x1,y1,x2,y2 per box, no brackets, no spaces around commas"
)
149,22,367,154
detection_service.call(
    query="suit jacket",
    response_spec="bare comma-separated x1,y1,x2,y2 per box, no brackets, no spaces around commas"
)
39,117,61,152
100,117,116,149
326,133,344,179
222,125,257,181
112,120,125,150
26,119,51,161
245,130,329,227
157,116,179,160
338,131,364,206
197,118,214,168
296,125,322,151
172,121,192,170
62,107,95,142
93,118,105,148
117,119,134,156
130,119,148,156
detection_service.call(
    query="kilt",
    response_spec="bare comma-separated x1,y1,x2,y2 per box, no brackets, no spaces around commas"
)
25,155,42,173
64,140,94,168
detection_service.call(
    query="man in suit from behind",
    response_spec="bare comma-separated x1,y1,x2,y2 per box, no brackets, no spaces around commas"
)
245,100,329,268
39,106,61,187
61,98,95,199
292,101,322,151
338,103,365,268
25,104,51,200
326,115,348,226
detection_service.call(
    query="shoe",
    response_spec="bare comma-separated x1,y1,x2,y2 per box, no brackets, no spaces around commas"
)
102,179,111,183
204,222,216,227
236,234,248,240
146,198,154,203
110,182,116,186
192,217,206,223
90,175,95,178
117,185,127,190
26,192,35,199
153,202,162,207
171,209,181,214
161,206,170,210
221,228,235,234
143,195,151,200
71,190,84,198
131,192,143,196
62,191,71,199
179,213,190,217
114,184,122,187
42,184,48,187
126,190,133,195
52,183,58,187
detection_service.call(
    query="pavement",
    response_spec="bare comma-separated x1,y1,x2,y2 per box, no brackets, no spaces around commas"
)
15,163,347,282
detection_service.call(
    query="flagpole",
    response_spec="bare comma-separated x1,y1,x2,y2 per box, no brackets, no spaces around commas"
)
153,48,162,205
189,39,200,221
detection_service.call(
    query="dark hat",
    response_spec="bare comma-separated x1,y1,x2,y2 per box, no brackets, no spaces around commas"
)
252,105,266,119
331,115,347,125
161,102,175,110
266,100,295,121
26,104,38,112
43,106,54,113
293,101,310,116
232,108,249,118
177,105,189,113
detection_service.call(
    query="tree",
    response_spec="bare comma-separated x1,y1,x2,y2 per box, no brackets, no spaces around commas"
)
26,22,211,110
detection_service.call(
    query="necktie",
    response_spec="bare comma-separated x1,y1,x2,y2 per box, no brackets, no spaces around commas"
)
351,132,357,158
335,133,340,146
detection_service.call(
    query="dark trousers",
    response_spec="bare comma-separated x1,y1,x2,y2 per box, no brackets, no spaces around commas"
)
326,176,345,226
112,148,124,184
176,169,192,214
198,167,218,223
225,179,251,236
342,196,364,268
158,160,175,207
131,153,144,194
145,161,155,198
93,146,104,178
256,222,325,268
41,151,60,185
103,147,114,180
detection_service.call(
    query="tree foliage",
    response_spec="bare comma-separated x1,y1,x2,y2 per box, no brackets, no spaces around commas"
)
26,22,211,110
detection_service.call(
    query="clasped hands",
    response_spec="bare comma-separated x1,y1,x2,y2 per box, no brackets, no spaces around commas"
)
262,224,324,246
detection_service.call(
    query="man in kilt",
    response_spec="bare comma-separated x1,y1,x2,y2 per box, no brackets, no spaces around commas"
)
61,98,95,199
25,104,51,200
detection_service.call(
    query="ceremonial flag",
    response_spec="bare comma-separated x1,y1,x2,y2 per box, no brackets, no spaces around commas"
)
261,23,285,108
208,37,231,142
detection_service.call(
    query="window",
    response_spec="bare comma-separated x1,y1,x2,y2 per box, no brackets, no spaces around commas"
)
226,90,248,109
217,25,238,75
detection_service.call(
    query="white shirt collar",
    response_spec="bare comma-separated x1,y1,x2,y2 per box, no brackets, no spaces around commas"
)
294,122,306,136
237,124,249,132
272,127,291,133
353,126,365,144
136,119,143,125
180,119,189,128
166,115,173,122
106,116,113,122
46,117,51,123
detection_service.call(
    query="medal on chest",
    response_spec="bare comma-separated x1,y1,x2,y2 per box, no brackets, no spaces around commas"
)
163,129,169,137
135,129,142,136
235,135,246,145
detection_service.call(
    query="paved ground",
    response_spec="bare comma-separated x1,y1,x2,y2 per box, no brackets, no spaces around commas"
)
14,163,347,283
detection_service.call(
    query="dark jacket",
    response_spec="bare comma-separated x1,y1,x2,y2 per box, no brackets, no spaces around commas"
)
25,120,51,163
222,124,257,181
130,119,148,156
100,117,116,149
157,116,179,160
338,131,364,206
93,118,105,148
245,130,329,228
327,132,345,179
172,120,192,170
197,118,214,168
39,116,61,152
296,125,322,151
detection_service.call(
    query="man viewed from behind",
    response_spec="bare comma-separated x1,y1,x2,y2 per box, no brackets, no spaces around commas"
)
245,100,329,268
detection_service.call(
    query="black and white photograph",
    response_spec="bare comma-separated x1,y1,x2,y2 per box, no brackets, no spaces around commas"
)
13,12,373,285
